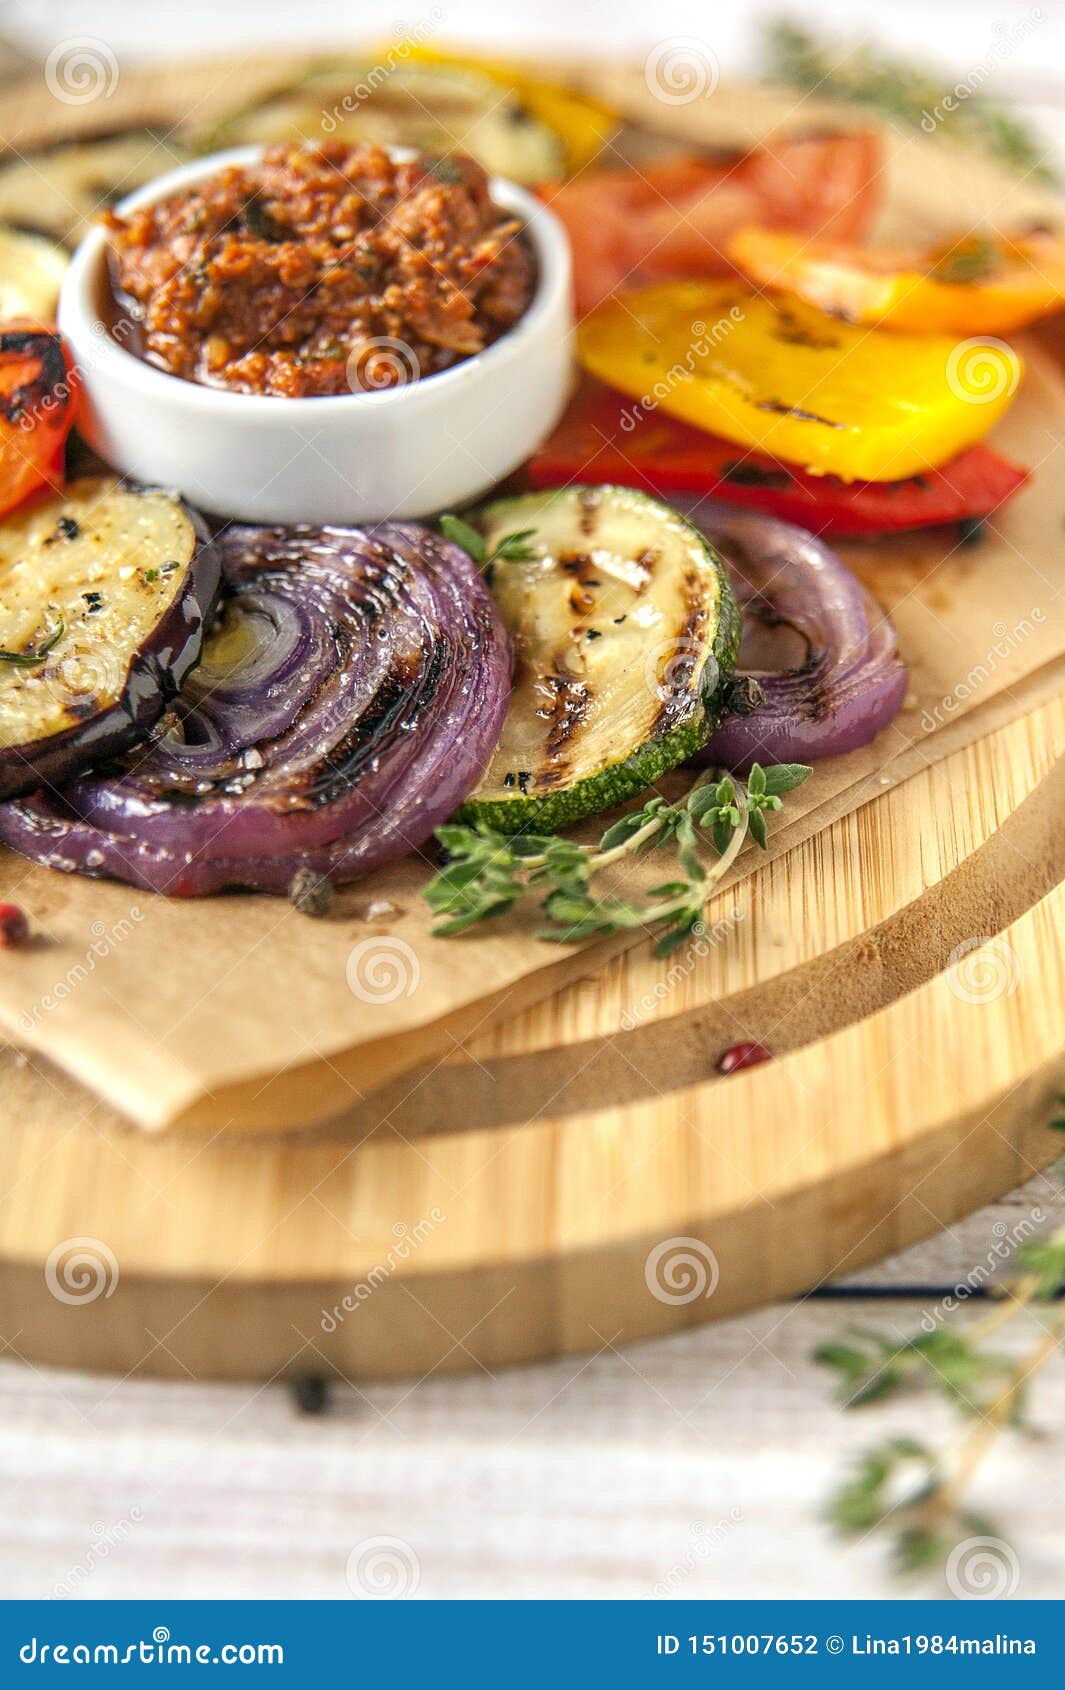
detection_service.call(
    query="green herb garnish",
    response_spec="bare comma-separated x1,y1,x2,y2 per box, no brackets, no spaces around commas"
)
818,1216,1065,1581
929,235,1001,285
439,514,539,568
424,762,812,952
765,19,1057,185
242,194,285,241
424,156,467,185
0,610,65,667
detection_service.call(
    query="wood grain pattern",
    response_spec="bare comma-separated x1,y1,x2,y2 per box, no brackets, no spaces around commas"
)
1,63,1064,1132
1,695,1061,1379
4,1236,1065,1598
0,58,1062,1380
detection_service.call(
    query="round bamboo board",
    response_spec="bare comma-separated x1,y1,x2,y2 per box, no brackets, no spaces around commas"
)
3,694,1062,1381
0,57,1063,1380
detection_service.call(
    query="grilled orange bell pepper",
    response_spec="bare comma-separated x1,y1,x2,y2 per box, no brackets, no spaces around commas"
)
578,282,1023,482
728,226,1065,335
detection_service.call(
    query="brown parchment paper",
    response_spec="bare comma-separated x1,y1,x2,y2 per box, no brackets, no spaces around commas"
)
0,65,1063,1132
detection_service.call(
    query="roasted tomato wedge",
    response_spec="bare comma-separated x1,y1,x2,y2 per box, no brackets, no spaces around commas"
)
0,322,77,518
541,130,881,314
527,377,1029,537
728,226,1065,334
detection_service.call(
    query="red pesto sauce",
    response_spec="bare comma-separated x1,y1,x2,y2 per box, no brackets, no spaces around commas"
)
105,142,535,398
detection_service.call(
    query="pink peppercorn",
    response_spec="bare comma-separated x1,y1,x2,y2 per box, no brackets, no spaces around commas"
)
0,902,30,948
716,1041,772,1076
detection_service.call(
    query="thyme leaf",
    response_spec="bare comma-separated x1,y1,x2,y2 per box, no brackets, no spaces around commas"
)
425,762,813,953
765,19,1057,185
0,610,65,667
439,514,539,569
818,1212,1065,1582
929,235,1001,285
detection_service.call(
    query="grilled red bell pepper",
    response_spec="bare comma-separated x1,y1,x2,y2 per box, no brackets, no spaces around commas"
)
527,378,1029,538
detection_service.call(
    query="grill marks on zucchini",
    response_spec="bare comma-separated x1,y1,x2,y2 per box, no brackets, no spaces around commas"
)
457,486,740,832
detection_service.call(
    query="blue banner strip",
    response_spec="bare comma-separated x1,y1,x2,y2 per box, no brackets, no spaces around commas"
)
0,1600,1060,1681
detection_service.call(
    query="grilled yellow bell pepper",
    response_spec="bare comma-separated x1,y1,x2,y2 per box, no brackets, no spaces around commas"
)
728,226,1065,335
402,44,617,174
578,282,1023,482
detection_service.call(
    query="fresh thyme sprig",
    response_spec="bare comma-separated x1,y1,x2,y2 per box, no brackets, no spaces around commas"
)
425,762,812,953
439,514,539,569
0,609,65,667
817,1222,1065,1576
765,19,1058,186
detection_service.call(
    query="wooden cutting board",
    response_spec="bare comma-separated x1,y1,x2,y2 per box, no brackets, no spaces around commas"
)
0,55,1063,1379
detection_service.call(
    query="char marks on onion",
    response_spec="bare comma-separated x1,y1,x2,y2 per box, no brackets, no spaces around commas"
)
676,500,908,770
0,522,511,895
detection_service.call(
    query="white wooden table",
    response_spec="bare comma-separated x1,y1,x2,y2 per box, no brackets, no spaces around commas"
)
2,1170,1062,1600
1,0,1063,1605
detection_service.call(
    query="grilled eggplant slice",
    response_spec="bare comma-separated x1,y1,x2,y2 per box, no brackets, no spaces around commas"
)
457,486,740,832
0,227,69,319
0,131,190,247
198,61,567,184
0,477,220,800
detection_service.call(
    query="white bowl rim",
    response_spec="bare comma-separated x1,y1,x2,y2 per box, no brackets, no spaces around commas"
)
59,142,572,416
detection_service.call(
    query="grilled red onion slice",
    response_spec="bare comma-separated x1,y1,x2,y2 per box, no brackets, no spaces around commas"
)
677,500,908,771
0,523,511,895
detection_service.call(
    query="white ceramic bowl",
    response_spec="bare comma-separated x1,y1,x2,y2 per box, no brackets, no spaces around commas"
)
59,147,574,524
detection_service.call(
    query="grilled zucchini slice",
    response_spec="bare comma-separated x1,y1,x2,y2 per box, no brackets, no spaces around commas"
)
0,477,219,800
0,131,190,247
198,61,566,184
457,486,740,832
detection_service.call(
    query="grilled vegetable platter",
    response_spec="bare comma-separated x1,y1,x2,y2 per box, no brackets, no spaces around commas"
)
0,41,1059,973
